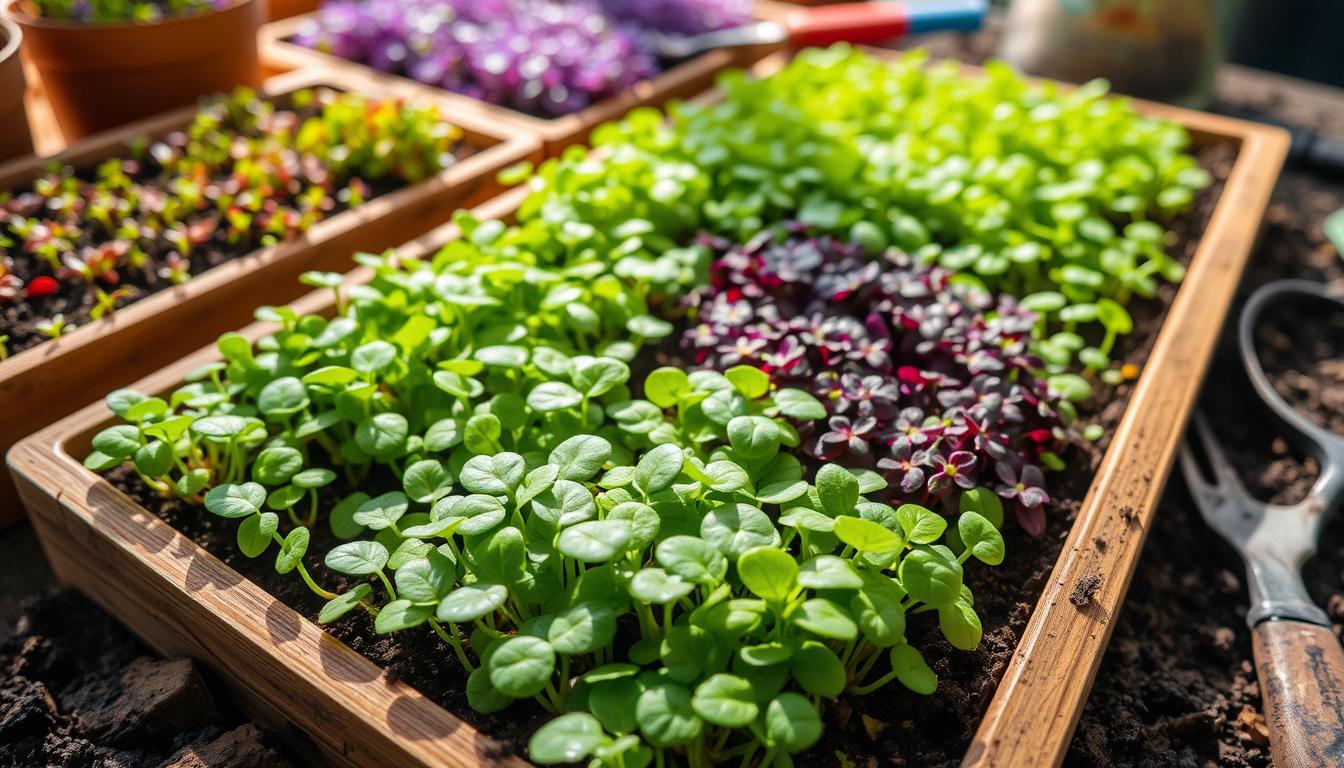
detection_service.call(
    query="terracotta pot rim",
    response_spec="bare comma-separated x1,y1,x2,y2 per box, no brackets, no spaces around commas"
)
4,0,250,32
0,15,19,63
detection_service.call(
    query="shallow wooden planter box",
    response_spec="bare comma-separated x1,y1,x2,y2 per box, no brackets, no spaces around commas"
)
10,62,1288,768
259,10,778,158
0,68,541,528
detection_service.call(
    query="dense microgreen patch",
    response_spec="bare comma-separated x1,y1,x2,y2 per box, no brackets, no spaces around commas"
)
0,86,462,357
27,0,229,22
525,45,1209,377
685,230,1070,534
77,43,1220,765
291,0,750,118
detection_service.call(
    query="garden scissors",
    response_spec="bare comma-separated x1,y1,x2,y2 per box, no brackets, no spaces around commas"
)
651,0,986,60
1180,278,1344,768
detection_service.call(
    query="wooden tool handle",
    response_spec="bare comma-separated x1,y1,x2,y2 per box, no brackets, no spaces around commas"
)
1252,619,1344,767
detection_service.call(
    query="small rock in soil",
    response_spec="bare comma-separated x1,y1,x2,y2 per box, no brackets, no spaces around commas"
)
1234,706,1270,746
155,723,286,768
66,657,219,746
1070,574,1103,608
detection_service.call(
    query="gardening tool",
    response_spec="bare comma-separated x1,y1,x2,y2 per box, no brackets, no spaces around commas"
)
650,0,986,60
1179,278,1344,767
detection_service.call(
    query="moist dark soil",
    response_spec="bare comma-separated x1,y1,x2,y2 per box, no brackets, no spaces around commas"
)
1064,169,1344,768
0,587,295,768
101,142,1233,768
0,113,476,358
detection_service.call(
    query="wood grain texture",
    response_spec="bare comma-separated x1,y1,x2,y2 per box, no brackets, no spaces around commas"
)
1253,620,1344,768
258,8,782,158
0,69,541,528
9,56,1289,768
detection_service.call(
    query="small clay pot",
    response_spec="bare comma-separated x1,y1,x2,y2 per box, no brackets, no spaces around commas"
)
6,0,264,140
265,0,320,22
0,15,33,163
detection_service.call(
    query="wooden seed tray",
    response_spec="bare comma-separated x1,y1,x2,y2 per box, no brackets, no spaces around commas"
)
258,8,780,158
9,57,1288,768
0,68,541,527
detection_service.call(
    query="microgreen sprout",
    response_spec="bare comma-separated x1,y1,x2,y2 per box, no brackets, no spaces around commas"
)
1,86,464,356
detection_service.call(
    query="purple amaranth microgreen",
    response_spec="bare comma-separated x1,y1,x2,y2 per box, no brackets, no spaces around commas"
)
684,229,1079,534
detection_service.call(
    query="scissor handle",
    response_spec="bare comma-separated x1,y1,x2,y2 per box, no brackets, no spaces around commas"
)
1238,279,1344,505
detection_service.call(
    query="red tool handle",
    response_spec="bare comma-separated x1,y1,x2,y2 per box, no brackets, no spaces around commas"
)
784,3,911,49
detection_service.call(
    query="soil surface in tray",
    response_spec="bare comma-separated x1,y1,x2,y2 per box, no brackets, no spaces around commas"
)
1064,170,1344,768
0,125,478,359
0,525,296,768
103,143,1232,767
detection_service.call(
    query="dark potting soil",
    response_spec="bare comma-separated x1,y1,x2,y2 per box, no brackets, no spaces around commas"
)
102,143,1232,767
1064,170,1344,768
0,586,296,768
0,120,478,359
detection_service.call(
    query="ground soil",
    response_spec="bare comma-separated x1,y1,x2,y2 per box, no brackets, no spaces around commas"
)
1063,169,1344,768
0,577,295,768
96,139,1233,768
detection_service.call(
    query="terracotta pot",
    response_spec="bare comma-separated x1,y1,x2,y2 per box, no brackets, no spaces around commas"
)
265,0,319,22
0,16,32,163
6,0,263,140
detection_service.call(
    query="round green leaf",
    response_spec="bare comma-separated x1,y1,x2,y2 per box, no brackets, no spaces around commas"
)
374,599,433,634
899,548,964,608
237,512,278,558
557,520,632,563
833,516,902,554
724,365,770,399
547,602,617,655
132,440,173,478
204,483,266,519
764,693,822,753
353,492,409,531
529,712,604,764
773,388,826,420
939,599,984,650
319,584,372,625
437,584,508,623
324,540,389,576
548,435,612,481
736,546,799,603
896,504,947,544
528,381,583,412
627,568,694,604
890,644,938,695
403,460,452,504
700,504,777,559
635,683,702,748
644,367,691,408
275,527,310,574
790,640,846,698
355,413,409,458
791,598,857,640
691,674,758,727
726,415,780,460
634,443,684,494
488,636,555,698
958,511,1005,565
798,554,862,590
258,377,308,417
92,425,141,459
655,536,727,586
459,453,525,496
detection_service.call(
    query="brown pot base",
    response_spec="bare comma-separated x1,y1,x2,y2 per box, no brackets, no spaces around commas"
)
8,0,263,140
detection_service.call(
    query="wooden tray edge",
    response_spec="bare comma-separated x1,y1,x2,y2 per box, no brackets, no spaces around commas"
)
0,68,541,526
6,192,532,768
